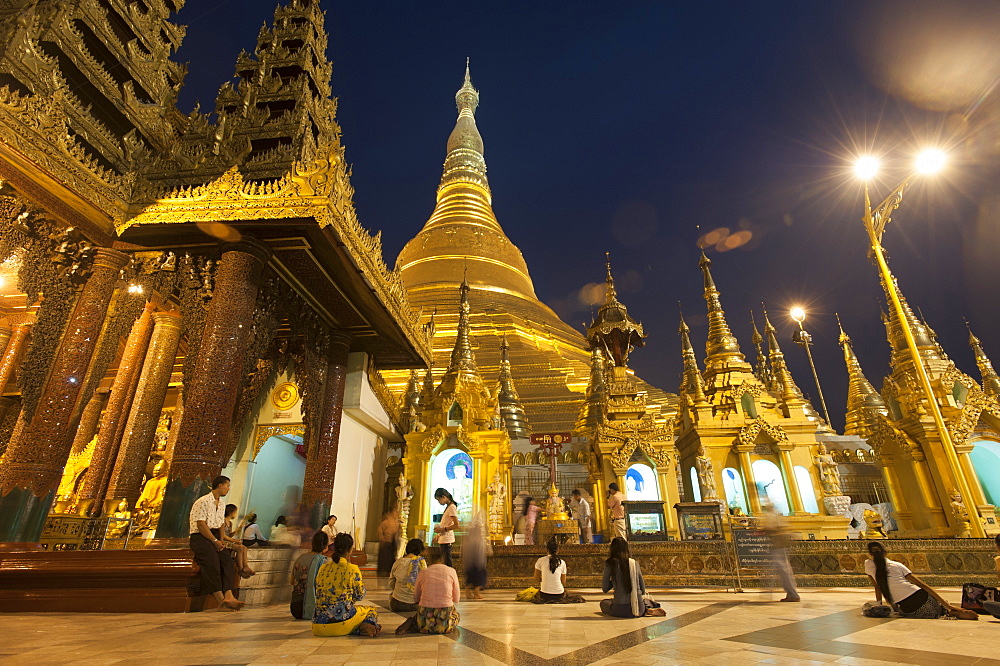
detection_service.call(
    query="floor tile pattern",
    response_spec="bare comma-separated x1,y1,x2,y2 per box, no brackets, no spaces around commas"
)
0,581,998,665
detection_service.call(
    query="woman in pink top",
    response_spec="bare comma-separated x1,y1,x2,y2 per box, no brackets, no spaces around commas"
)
411,548,461,634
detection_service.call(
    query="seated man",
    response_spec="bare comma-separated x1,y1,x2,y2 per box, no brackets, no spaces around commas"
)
189,475,243,611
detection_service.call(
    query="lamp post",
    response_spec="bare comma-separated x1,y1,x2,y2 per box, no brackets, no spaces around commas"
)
789,307,832,426
853,149,985,538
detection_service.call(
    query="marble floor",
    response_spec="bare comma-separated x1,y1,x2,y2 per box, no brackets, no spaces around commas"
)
1,583,998,665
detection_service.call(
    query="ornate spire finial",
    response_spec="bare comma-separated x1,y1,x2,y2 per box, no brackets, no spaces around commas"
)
679,309,707,404
762,307,805,406
496,333,530,438
751,311,773,390
576,346,608,434
698,252,744,368
604,251,617,304
966,320,1000,397
447,279,477,375
838,319,887,435
879,271,939,368
586,255,644,367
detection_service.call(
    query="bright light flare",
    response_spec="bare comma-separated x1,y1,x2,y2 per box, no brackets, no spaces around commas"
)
127,284,144,295
790,307,806,322
853,156,880,180
915,149,946,174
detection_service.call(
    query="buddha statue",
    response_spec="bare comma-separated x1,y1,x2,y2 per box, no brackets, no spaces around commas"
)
106,500,132,539
544,484,567,519
134,460,168,531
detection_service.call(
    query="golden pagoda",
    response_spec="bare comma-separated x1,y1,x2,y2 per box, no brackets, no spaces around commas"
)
577,257,678,537
674,252,848,538
386,64,675,435
854,273,1000,537
401,279,511,540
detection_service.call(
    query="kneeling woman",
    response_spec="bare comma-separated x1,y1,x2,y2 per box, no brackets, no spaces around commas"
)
412,548,461,633
865,541,976,620
312,533,381,636
600,537,665,617
532,537,584,603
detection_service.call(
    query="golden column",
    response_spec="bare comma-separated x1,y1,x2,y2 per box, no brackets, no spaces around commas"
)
0,326,12,364
854,152,985,537
78,301,156,516
0,322,32,455
737,449,763,514
301,331,353,529
0,248,130,541
108,309,182,506
156,239,271,538
69,391,108,456
778,447,805,514
0,322,32,392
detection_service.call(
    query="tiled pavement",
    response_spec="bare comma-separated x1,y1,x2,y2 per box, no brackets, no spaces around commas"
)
0,582,998,665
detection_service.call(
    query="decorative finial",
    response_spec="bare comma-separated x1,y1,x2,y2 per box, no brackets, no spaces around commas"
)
604,251,617,303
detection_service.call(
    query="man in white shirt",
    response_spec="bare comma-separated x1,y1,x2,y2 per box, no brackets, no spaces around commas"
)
189,476,242,610
570,489,593,544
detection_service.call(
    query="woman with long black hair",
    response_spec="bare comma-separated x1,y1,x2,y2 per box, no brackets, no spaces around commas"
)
533,537,568,602
864,541,976,619
600,537,665,617
432,488,459,567
312,533,382,636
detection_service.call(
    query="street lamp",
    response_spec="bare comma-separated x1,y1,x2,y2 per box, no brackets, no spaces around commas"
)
853,149,985,537
789,307,832,426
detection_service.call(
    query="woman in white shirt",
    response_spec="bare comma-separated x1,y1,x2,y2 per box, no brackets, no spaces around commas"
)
532,537,585,604
242,513,269,547
321,515,338,541
865,541,976,619
432,488,459,568
534,537,567,602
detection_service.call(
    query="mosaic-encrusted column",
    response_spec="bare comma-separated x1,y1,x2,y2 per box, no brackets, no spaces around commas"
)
78,301,156,517
69,391,108,457
0,326,12,364
108,309,182,506
0,322,32,394
301,331,353,529
0,248,129,542
157,239,271,538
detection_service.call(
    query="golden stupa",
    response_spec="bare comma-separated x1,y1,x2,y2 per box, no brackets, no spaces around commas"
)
387,64,674,432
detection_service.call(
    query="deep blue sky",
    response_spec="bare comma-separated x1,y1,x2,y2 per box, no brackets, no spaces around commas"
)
174,1,1000,430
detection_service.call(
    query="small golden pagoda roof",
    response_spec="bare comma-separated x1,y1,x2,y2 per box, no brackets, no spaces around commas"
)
586,253,645,368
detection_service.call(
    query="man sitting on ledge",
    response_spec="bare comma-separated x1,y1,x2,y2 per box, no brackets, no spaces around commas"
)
190,475,244,611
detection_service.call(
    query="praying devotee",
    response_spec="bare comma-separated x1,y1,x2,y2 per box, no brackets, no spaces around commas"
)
241,512,269,547
411,547,462,634
188,476,243,611
389,538,427,614
312,533,381,636
570,489,592,544
607,483,627,541
432,488,459,567
290,531,328,620
601,537,665,617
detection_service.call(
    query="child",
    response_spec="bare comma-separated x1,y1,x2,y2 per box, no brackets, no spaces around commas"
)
221,504,255,578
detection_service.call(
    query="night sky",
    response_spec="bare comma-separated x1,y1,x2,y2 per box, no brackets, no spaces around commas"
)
175,1,1000,430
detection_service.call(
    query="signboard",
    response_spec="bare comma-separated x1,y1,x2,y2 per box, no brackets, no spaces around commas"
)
732,528,773,569
530,433,572,445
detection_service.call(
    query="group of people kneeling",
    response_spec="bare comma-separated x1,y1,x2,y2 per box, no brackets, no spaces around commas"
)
290,530,665,640
290,530,461,637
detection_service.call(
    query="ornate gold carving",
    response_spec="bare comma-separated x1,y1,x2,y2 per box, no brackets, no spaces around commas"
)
737,416,789,449
948,385,1000,447
251,424,306,461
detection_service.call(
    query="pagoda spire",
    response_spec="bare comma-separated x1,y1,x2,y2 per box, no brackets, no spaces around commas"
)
679,310,707,404
751,311,774,391
699,251,745,368
576,347,608,433
448,276,477,375
879,272,940,369
397,61,540,300
585,253,645,368
837,316,887,436
496,335,531,439
763,308,804,405
421,364,436,404
967,322,1000,398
